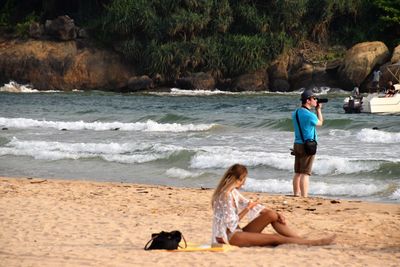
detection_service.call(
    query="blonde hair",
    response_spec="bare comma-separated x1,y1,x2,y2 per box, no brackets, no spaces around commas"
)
211,164,248,207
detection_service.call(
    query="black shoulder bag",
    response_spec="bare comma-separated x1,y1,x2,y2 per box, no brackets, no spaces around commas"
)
295,109,317,155
144,230,187,250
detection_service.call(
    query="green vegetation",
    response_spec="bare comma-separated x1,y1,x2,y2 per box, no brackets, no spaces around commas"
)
0,0,399,81
15,12,39,37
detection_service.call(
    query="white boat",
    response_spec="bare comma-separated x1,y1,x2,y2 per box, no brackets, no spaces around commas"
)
361,87,400,113
343,62,400,114
343,95,363,113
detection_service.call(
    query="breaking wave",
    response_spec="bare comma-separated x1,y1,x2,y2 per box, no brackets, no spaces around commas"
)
0,117,216,132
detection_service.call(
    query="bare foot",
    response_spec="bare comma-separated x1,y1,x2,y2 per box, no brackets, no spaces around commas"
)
313,234,336,246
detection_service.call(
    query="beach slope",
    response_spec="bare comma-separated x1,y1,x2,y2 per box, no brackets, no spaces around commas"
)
0,177,399,266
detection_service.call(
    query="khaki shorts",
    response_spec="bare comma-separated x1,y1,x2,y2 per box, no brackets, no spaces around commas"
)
293,143,315,175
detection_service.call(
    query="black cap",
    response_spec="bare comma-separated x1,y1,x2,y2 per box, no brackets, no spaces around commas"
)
300,89,315,101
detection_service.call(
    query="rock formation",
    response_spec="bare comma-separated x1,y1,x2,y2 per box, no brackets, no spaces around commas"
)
0,39,135,91
338,41,390,87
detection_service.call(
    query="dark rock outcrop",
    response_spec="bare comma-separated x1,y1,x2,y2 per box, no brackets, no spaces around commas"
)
29,22,44,39
268,54,290,91
231,70,268,91
45,15,77,41
175,72,215,90
289,62,342,90
289,63,314,89
127,75,154,91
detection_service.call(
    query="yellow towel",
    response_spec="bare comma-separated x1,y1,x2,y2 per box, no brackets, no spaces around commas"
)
168,242,232,252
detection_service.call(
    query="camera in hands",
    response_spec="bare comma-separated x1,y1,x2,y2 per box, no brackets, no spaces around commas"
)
316,98,328,104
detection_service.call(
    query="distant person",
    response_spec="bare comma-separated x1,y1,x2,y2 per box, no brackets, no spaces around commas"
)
385,81,396,97
291,90,323,197
372,69,382,92
351,87,360,98
211,164,336,247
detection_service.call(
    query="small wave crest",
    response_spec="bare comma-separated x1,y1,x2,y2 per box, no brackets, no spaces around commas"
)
190,149,383,175
190,149,293,170
149,88,269,96
165,167,204,179
389,188,400,200
295,87,349,95
169,88,236,95
256,118,293,131
357,128,400,143
0,137,186,163
0,117,216,132
243,177,386,197
313,156,380,175
0,81,60,93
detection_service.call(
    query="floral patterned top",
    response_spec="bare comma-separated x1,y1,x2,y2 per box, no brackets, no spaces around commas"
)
211,188,264,245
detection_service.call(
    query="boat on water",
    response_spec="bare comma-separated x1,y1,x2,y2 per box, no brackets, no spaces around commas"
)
343,84,400,114
343,62,400,114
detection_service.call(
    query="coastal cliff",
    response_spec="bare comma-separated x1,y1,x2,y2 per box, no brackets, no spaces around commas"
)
1,37,398,92
1,1,399,92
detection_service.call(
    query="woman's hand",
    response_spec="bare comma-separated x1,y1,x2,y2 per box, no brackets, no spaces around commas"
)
247,201,258,210
239,201,258,220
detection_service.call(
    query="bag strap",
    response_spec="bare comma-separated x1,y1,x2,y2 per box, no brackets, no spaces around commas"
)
295,109,305,143
179,234,187,249
295,108,315,142
144,234,158,250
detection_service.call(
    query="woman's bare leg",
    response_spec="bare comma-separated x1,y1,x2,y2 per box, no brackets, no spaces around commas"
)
229,231,336,247
243,209,300,238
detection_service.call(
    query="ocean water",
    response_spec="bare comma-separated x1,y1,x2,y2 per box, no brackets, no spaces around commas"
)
1,82,399,203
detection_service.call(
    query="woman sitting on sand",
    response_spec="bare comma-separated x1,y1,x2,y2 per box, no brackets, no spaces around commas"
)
211,163,336,247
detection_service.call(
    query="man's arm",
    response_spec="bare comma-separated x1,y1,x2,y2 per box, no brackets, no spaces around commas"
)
316,105,323,126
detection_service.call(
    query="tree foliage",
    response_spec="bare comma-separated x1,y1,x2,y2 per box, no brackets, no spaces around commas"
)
1,0,399,80
371,0,400,46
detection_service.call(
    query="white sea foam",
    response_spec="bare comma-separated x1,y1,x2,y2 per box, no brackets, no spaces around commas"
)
0,81,60,93
170,88,237,95
190,148,382,175
243,177,292,194
0,117,215,132
147,86,348,96
313,156,380,175
328,129,352,137
244,177,385,197
357,128,400,143
149,88,258,96
0,138,184,163
190,149,293,170
101,154,164,164
389,188,400,200
151,88,308,96
295,87,348,95
166,167,204,179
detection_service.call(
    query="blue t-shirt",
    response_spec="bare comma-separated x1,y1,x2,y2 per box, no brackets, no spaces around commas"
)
292,107,318,144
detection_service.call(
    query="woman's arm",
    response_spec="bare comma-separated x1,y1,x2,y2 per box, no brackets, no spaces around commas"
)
238,201,258,220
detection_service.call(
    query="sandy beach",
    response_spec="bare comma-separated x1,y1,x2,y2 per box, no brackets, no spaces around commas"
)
0,176,399,266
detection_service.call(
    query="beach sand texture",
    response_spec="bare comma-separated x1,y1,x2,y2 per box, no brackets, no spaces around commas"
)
1,177,399,267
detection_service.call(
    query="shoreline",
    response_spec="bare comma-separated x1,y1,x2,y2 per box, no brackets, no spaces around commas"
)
1,176,399,266
2,174,397,205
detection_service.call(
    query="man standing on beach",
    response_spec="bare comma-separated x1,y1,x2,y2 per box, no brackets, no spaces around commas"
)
291,90,323,197
372,69,382,92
